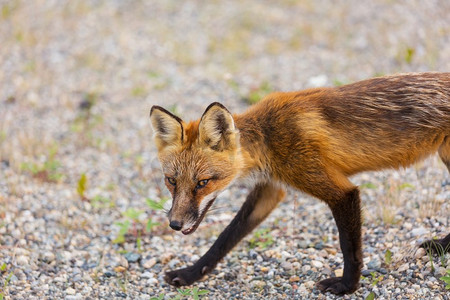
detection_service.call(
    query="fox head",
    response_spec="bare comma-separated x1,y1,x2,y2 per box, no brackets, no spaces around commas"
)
150,103,242,235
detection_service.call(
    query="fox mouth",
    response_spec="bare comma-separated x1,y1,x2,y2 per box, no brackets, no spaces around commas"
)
181,198,216,235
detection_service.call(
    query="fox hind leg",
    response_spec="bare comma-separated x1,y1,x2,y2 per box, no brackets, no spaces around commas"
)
290,165,363,295
420,137,450,254
315,188,363,295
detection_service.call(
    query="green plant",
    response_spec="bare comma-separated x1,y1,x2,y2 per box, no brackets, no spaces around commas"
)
365,291,375,300
384,249,392,266
91,195,115,209
404,47,415,64
168,104,179,115
113,220,131,244
440,269,450,290
174,287,209,300
20,145,64,182
248,227,274,249
244,82,273,104
1,1,18,20
113,208,145,244
423,238,450,270
190,287,209,299
146,218,160,232
77,173,87,200
150,294,164,300
0,262,13,300
146,198,168,211
131,86,147,97
116,271,128,293
361,271,383,300
360,182,377,189
113,197,168,245
332,79,349,87
369,271,384,286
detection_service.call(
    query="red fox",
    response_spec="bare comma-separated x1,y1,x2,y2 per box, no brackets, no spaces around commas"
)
149,72,450,295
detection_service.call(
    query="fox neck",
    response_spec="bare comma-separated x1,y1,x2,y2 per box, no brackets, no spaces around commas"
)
233,114,271,182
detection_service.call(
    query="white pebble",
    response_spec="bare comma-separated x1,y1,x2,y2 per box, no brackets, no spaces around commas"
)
311,260,323,268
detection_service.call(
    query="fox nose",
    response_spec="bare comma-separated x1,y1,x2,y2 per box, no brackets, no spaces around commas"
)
169,220,183,231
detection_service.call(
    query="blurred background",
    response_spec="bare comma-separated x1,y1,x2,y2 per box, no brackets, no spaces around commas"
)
0,1,449,299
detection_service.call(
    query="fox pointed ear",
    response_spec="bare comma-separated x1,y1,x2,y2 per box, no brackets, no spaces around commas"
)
150,106,184,151
199,102,239,151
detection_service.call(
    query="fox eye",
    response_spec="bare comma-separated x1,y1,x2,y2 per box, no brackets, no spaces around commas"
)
196,179,209,189
166,177,176,186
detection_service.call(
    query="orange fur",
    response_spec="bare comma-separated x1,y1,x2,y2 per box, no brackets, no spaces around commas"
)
150,72,450,294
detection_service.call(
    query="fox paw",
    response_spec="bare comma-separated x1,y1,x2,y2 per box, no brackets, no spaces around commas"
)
316,277,358,295
165,265,210,287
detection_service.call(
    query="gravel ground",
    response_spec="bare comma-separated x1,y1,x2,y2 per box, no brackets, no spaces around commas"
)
1,1,449,299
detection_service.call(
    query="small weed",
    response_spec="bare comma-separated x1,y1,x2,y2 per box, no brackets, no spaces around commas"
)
191,287,209,299
146,198,168,211
373,72,385,78
244,82,273,105
91,195,115,209
332,79,349,87
365,291,376,300
113,208,144,244
113,220,131,244
360,182,377,189
177,288,193,297
21,145,64,183
369,271,384,286
168,104,179,116
123,208,143,221
404,47,415,64
113,198,167,246
361,271,384,299
0,262,13,300
131,86,147,97
248,228,274,249
173,287,209,300
440,269,450,289
384,249,392,266
426,245,436,273
116,271,128,293
76,174,115,208
1,1,18,20
146,218,160,232
423,238,450,269
77,173,87,200
150,294,164,300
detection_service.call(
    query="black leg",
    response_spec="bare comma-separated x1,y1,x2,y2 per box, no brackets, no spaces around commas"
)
316,188,363,295
164,182,285,286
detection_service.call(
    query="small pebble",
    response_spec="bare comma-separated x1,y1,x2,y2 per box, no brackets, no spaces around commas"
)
311,260,323,269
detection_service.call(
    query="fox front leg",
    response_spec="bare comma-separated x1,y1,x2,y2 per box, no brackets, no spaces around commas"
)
165,182,285,286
